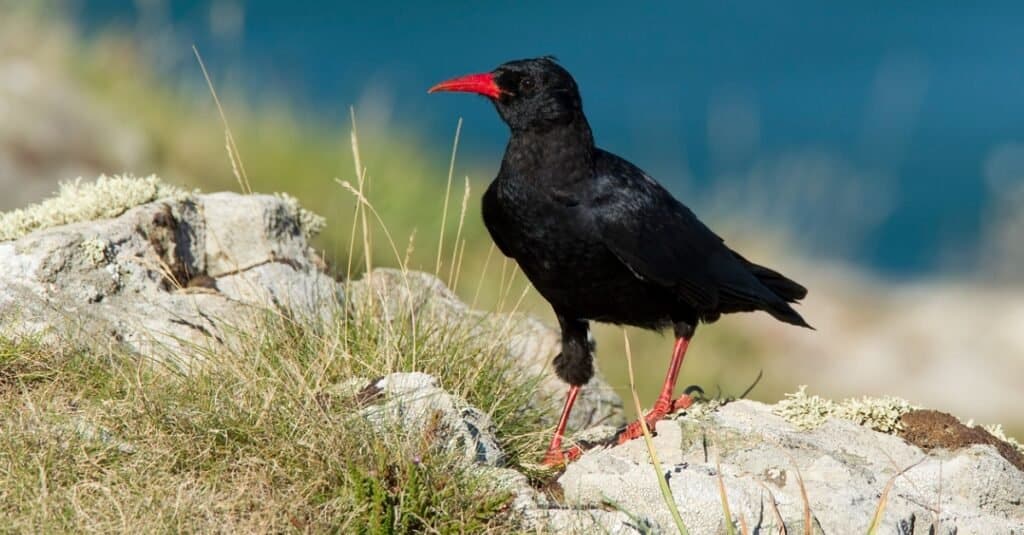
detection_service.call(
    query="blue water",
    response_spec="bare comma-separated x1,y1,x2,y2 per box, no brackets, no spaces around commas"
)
75,1,1024,277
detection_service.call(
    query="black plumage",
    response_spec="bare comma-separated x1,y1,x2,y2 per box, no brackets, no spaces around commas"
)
430,57,809,465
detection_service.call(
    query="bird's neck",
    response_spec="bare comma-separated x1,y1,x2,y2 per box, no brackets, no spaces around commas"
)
501,117,596,185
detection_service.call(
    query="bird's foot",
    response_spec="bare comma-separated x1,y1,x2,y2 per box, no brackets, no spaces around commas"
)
615,394,696,445
540,445,583,468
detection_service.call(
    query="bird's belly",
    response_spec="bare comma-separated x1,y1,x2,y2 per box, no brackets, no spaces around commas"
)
510,233,675,327
486,183,677,328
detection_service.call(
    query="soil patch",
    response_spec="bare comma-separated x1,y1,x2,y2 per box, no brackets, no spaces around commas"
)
898,409,1024,472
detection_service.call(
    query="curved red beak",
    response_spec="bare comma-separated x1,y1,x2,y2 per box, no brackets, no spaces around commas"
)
428,72,502,99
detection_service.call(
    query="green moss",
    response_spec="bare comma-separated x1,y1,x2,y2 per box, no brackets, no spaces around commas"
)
0,175,191,241
774,385,917,434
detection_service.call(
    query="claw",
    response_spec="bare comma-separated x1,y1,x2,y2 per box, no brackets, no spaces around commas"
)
540,445,582,468
615,394,695,445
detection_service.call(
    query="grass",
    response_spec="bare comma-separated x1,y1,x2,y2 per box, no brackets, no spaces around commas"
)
0,291,546,532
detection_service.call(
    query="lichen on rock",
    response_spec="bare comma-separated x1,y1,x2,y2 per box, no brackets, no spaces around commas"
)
78,237,109,266
774,384,917,433
273,192,326,240
984,423,1024,455
0,174,192,241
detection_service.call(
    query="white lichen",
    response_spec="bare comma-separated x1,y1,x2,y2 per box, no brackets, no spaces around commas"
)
274,191,326,240
984,423,1024,455
0,174,192,242
79,237,109,266
833,394,916,434
774,385,918,434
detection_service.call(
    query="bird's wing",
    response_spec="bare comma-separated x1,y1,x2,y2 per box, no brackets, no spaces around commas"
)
588,162,724,309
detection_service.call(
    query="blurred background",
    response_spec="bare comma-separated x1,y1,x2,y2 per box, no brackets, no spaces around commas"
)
2,1,1022,437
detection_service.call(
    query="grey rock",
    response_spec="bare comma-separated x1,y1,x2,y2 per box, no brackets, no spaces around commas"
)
0,192,342,364
557,400,1024,534
359,372,505,466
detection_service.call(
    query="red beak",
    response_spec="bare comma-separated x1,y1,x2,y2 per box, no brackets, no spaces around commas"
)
428,72,502,99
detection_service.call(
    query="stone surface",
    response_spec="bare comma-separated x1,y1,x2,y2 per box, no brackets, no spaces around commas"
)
331,372,1024,534
556,400,1024,534
357,372,506,466
0,191,341,364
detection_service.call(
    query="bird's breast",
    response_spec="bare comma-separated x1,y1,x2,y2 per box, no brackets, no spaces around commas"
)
484,178,669,321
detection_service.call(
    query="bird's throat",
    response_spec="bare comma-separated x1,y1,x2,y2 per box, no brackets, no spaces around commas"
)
503,119,596,184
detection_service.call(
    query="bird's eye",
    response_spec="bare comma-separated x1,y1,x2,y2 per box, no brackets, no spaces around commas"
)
520,77,535,91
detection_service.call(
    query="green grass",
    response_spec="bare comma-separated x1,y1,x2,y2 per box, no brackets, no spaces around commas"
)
0,295,546,533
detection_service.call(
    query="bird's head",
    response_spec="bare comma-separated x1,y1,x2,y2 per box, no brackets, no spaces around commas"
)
429,56,584,133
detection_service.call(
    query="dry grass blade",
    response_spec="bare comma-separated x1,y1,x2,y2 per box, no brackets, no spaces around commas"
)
470,243,496,310
349,109,372,276
192,45,251,195
756,482,787,535
451,239,467,293
794,463,813,534
865,459,924,535
435,118,463,276
403,228,417,270
447,175,471,287
623,330,689,535
715,458,737,535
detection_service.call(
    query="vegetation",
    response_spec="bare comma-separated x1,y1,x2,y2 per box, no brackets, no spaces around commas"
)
0,298,545,532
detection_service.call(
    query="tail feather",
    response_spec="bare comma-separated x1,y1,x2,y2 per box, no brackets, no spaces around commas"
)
746,262,808,302
723,253,812,329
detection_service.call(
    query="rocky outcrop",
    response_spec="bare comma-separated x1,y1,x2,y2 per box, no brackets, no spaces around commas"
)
0,189,339,365
556,400,1024,534
351,371,1024,534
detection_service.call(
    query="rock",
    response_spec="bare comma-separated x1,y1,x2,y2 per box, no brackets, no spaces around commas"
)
319,374,1024,534
357,372,505,466
347,268,625,430
347,372,648,532
556,400,1024,534
0,188,341,363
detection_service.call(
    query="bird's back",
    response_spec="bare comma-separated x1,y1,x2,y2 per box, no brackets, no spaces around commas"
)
589,149,809,327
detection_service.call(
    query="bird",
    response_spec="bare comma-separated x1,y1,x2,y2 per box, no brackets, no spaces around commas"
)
429,57,810,466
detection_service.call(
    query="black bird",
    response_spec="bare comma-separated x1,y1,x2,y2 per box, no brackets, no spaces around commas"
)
429,57,810,465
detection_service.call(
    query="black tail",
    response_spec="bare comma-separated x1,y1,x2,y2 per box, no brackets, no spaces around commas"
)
711,251,813,329
746,262,808,303
724,253,812,329
748,261,812,328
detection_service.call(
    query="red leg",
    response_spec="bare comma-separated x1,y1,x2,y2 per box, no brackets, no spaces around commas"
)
616,336,694,445
541,385,581,466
